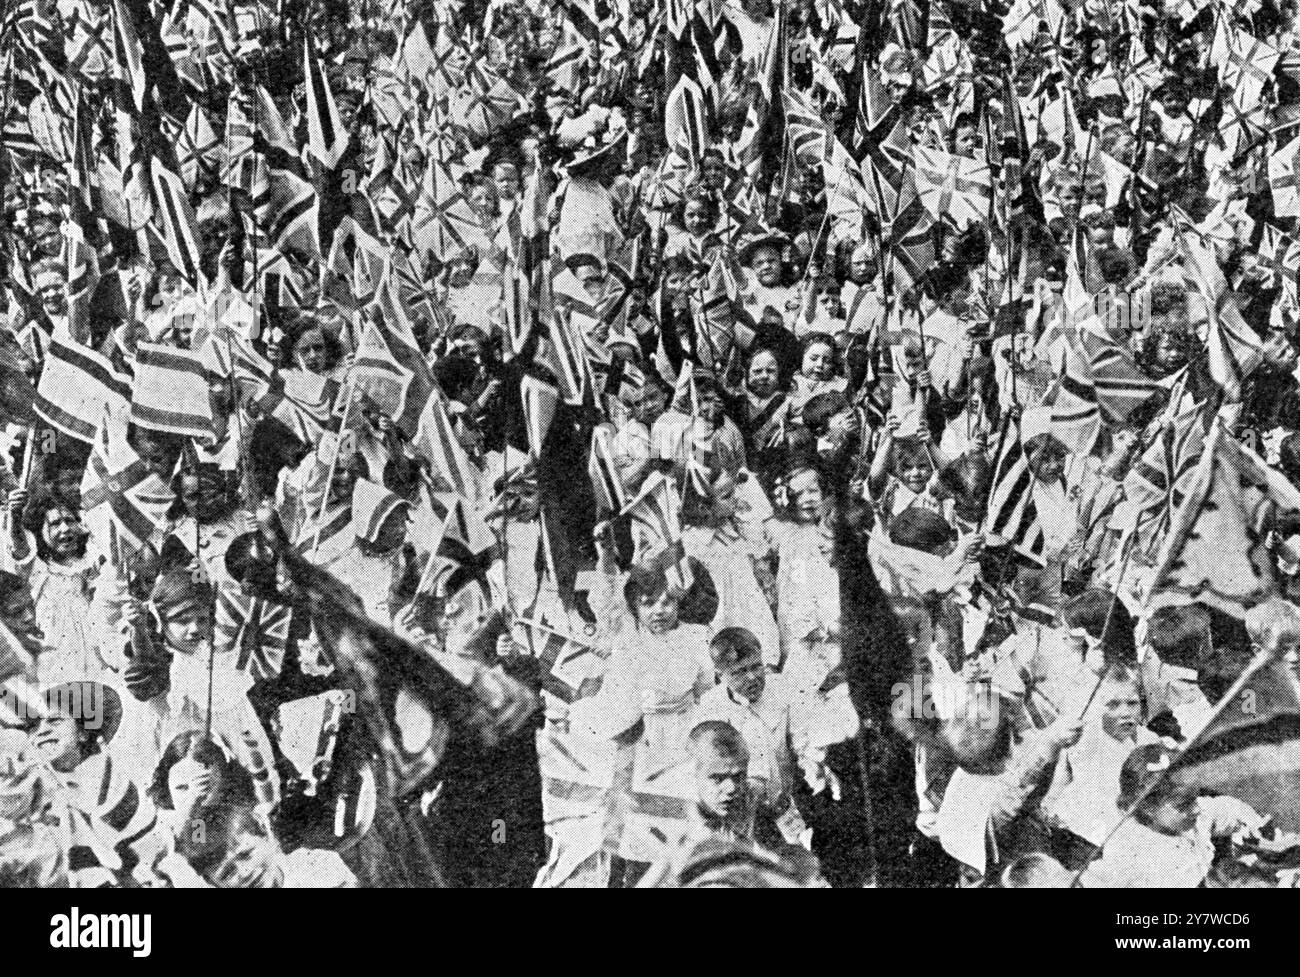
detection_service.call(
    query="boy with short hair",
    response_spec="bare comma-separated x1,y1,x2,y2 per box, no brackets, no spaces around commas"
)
696,627,809,844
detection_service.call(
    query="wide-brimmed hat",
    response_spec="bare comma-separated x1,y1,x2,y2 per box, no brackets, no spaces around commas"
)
565,130,629,181
738,231,789,266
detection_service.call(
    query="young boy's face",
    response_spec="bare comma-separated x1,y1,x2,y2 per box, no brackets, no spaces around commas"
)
1100,679,1142,743
718,652,765,703
695,746,748,822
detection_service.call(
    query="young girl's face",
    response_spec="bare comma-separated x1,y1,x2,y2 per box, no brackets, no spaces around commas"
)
1027,440,1066,483
164,603,214,656
169,755,223,817
636,588,681,634
1141,789,1199,837
788,469,823,523
684,200,712,236
898,449,932,494
801,342,833,381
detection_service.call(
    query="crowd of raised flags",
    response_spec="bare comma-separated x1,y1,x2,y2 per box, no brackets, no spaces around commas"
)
4,0,1300,889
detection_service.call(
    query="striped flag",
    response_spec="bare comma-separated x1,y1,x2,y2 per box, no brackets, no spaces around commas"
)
80,402,175,552
128,342,215,441
150,158,202,287
109,0,145,112
303,33,348,170
413,388,484,501
663,0,712,166
503,163,554,358
544,304,597,407
985,418,1046,566
34,335,132,443
588,424,626,515
516,614,609,704
65,92,112,344
520,372,559,458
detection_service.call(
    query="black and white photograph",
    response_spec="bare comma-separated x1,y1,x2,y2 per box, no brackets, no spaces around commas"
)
0,0,1295,925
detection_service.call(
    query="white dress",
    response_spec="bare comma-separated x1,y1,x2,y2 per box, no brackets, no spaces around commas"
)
682,522,780,668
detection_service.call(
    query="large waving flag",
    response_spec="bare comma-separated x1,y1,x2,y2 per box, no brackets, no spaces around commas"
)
1166,644,1300,834
1148,422,1300,619
34,335,133,443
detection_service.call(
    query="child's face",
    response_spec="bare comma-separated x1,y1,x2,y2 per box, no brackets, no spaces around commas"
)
898,451,932,494
801,343,833,380
684,200,712,235
710,476,740,521
210,823,284,888
818,290,843,319
746,353,781,398
164,603,214,656
788,469,823,523
1160,91,1188,117
1100,680,1142,742
1027,441,1066,483
953,125,978,156
903,344,927,381
31,713,82,772
637,588,681,634
720,654,766,703
1142,789,1199,837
